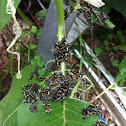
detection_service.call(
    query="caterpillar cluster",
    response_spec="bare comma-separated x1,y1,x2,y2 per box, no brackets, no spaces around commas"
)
51,37,72,68
22,37,84,113
22,72,73,113
63,0,110,29
82,103,102,120
82,103,109,126
22,37,109,125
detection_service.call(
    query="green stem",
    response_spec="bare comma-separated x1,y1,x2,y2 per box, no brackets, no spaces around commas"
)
28,32,32,63
70,79,81,98
61,61,65,75
9,36,13,79
56,0,66,75
56,0,65,41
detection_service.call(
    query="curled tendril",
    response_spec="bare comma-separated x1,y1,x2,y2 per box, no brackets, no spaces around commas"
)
6,0,22,79
6,1,15,14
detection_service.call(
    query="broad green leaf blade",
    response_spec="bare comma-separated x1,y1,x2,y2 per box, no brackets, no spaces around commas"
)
0,0,21,31
115,72,126,82
35,9,48,20
17,7,30,26
110,0,126,18
17,98,99,126
118,44,126,51
119,56,126,75
0,65,36,126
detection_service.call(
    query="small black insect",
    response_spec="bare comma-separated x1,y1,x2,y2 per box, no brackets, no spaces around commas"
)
64,8,69,20
94,121,107,126
29,105,38,113
37,77,45,82
28,73,34,81
48,73,56,82
22,84,30,91
82,108,89,120
22,91,29,104
59,37,66,46
55,83,69,102
30,83,41,94
40,86,51,101
43,101,52,114
87,103,102,117
29,92,37,104
83,10,93,29
60,73,66,82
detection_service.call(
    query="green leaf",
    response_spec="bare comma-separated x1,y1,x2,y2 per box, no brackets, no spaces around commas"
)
37,61,45,68
0,64,99,126
117,30,125,43
31,26,37,33
0,64,36,126
112,59,119,67
25,26,30,30
38,68,46,76
107,33,113,39
105,46,110,51
116,30,122,35
119,56,126,75
113,46,118,51
0,0,21,31
17,7,30,26
30,44,37,50
119,80,125,87
120,38,125,43
110,0,126,18
30,59,37,64
35,28,42,38
115,71,126,82
21,32,29,37
123,91,126,96
94,48,102,56
98,29,109,41
34,55,41,60
105,20,115,29
118,44,126,51
17,98,99,126
35,9,48,20
104,40,109,46
101,1,111,14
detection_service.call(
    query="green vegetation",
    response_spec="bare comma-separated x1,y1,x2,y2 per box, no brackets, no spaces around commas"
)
1,0,126,125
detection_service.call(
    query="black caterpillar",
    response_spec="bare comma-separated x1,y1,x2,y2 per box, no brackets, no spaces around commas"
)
63,0,110,29
82,103,102,120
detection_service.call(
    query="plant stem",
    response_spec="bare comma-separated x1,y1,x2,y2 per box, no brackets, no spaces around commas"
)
56,0,66,75
56,0,65,41
28,32,32,63
9,36,13,79
61,61,65,75
70,79,81,98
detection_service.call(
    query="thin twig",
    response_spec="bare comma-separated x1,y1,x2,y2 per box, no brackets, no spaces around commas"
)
91,82,115,103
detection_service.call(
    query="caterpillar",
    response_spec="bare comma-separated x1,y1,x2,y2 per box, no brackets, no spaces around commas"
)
29,105,38,113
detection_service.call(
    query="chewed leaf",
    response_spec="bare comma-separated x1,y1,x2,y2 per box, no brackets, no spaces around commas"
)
17,98,99,126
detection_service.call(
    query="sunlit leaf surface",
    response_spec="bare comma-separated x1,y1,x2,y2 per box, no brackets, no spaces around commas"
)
0,64,99,126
